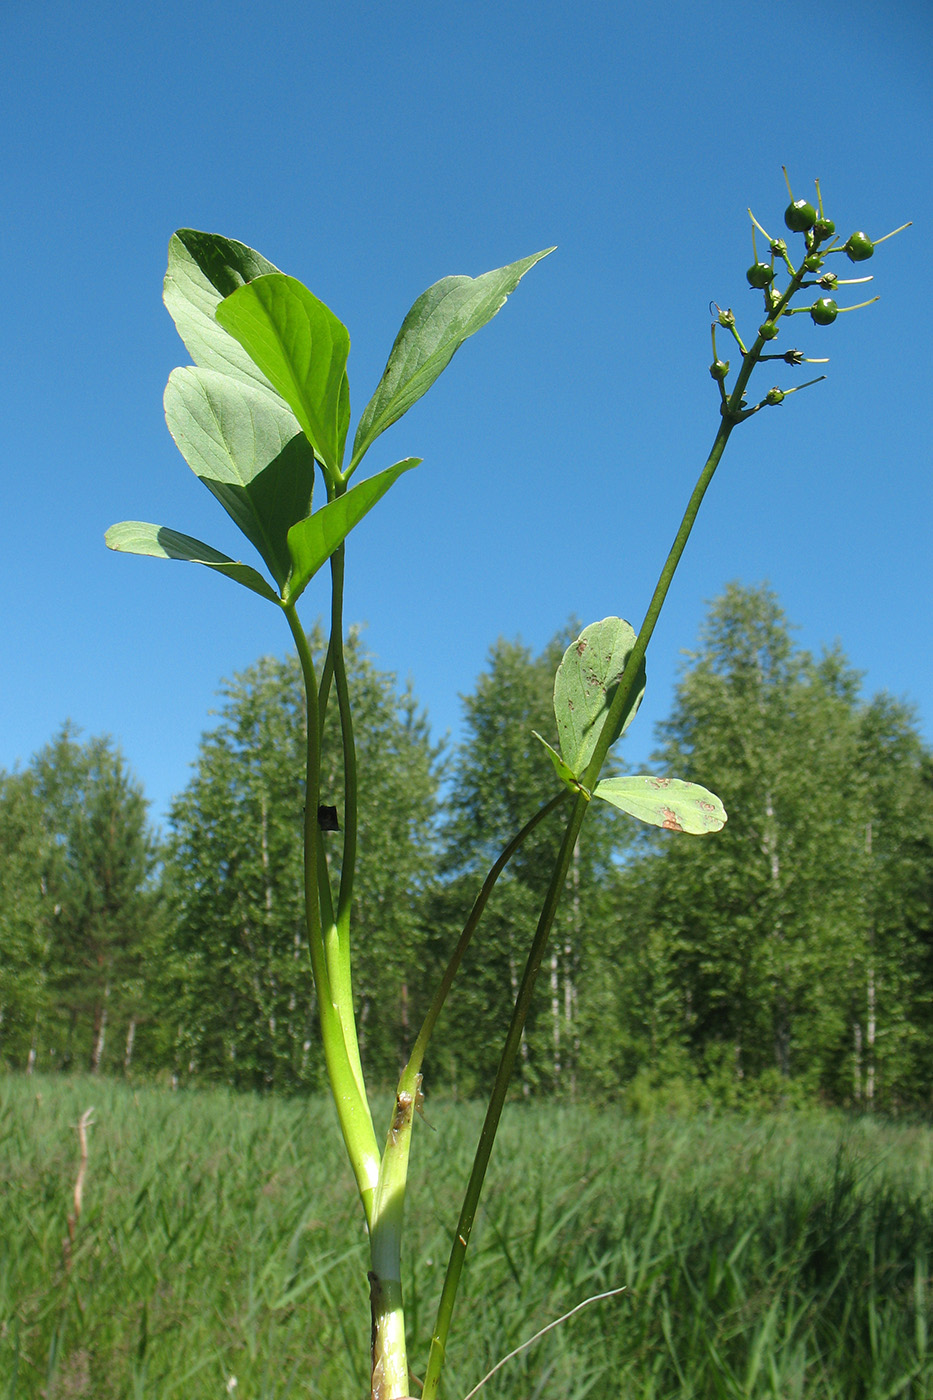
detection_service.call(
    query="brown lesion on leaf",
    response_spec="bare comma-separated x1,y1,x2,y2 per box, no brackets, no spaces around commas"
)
575,638,588,655
649,777,672,789
661,808,683,831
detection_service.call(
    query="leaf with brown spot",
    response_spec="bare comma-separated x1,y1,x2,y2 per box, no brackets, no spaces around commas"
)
594,775,727,834
553,618,645,777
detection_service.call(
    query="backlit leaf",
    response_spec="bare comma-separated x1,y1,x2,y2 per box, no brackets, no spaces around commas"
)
164,367,314,589
163,229,282,391
284,458,420,604
594,775,727,834
216,275,351,475
554,618,646,777
350,249,554,471
105,521,279,604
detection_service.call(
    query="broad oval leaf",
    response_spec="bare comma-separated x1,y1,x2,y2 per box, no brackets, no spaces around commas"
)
163,230,282,392
164,367,315,589
216,274,351,475
554,618,646,777
350,248,555,472
105,521,279,604
594,776,727,835
284,458,420,604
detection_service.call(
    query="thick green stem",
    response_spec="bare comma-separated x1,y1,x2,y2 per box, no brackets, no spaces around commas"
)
368,791,568,1399
283,602,380,1226
325,537,368,1101
369,1091,416,1400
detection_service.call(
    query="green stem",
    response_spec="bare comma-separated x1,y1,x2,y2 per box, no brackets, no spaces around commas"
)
282,602,380,1226
402,790,568,1096
422,381,775,1395
368,791,568,1399
421,790,589,1400
323,536,368,1103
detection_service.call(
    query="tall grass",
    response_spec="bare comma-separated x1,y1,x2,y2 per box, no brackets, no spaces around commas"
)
2,1076,933,1398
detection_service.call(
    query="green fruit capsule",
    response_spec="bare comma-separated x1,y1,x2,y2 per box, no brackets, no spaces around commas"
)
804,253,824,272
844,231,874,262
746,262,775,289
758,321,780,341
709,359,730,381
810,298,838,325
766,387,785,405
784,199,817,233
814,217,836,241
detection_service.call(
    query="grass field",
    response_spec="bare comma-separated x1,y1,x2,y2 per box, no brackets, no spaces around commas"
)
3,1076,933,1399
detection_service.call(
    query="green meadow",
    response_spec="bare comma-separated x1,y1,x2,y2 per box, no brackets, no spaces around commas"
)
3,1075,933,1399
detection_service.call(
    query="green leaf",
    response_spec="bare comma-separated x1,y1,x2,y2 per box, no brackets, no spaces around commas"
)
350,248,555,471
105,521,280,604
531,731,578,791
215,274,351,475
163,230,282,391
594,776,727,834
284,458,420,604
164,367,315,589
554,618,646,777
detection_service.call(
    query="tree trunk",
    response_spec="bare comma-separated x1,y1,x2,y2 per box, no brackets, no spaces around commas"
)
90,985,110,1074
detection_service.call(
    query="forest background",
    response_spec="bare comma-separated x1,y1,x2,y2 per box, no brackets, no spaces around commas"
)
2,582,931,1112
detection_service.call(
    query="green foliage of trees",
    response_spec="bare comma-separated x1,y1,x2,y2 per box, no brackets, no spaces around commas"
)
587,583,933,1109
160,629,440,1090
0,725,159,1074
1,588,930,1108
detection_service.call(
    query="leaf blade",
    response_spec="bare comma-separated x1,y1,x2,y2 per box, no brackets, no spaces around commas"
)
554,618,646,777
163,367,315,588
105,521,280,603
215,274,351,474
284,458,420,604
594,776,727,834
163,229,282,391
351,248,554,469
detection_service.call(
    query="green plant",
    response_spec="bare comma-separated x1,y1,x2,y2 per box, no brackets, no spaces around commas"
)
106,177,906,1398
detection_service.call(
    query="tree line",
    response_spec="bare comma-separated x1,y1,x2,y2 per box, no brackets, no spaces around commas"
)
1,585,931,1109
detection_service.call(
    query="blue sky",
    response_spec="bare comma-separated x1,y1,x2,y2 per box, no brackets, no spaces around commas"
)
2,0,930,826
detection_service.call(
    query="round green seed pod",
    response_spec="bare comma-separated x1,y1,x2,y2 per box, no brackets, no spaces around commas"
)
758,321,780,341
804,253,824,272
810,298,838,325
746,262,775,289
784,199,817,233
709,359,730,381
766,387,785,405
813,217,836,241
844,231,874,262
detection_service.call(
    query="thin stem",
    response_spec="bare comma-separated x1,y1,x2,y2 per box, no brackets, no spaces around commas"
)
401,790,569,1095
421,789,590,1400
282,602,380,1226
424,387,767,1396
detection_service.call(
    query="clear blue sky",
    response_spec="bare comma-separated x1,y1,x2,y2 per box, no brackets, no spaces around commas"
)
2,0,930,826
